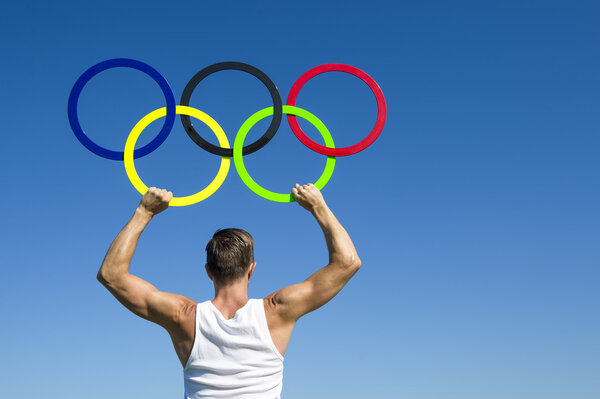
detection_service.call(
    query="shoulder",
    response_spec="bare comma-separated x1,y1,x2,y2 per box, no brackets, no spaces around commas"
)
262,294,292,324
262,294,277,315
169,298,198,333
181,299,199,317
261,295,295,358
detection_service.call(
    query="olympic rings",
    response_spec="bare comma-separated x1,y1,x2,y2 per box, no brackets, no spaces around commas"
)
234,106,336,203
180,62,283,157
286,63,387,157
69,59,386,205
68,58,176,160
124,106,230,206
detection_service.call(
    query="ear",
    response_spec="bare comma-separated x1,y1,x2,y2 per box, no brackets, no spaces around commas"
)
247,262,256,280
205,264,214,281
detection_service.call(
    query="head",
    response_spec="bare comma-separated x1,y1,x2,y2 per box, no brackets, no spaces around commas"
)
205,228,255,285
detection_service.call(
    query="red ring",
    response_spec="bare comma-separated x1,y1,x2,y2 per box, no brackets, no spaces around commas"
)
286,63,387,157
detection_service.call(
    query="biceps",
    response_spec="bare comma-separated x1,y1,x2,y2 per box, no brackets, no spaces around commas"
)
101,274,185,327
274,263,359,320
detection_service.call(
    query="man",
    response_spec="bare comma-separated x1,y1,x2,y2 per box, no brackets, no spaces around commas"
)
97,183,361,398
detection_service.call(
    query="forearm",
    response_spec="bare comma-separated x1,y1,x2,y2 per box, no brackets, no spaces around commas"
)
98,207,153,282
311,204,361,268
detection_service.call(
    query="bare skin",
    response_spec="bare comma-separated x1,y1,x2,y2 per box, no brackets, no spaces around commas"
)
98,184,361,367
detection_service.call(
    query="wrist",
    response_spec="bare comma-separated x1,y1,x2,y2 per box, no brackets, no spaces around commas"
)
310,203,329,217
135,206,154,222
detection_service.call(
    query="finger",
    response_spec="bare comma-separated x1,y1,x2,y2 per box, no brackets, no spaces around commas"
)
291,188,299,197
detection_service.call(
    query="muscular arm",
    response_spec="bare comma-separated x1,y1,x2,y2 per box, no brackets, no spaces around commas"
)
268,184,361,322
97,188,196,331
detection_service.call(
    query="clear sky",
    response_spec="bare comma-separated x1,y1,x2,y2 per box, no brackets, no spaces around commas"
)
1,1,598,398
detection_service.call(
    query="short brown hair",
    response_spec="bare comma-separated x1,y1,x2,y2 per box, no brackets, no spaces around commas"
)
206,228,254,283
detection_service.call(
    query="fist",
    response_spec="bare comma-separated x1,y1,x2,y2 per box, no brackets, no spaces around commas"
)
139,187,173,216
291,183,326,212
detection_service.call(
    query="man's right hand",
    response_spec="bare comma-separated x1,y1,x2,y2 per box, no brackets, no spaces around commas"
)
138,187,173,216
292,183,326,212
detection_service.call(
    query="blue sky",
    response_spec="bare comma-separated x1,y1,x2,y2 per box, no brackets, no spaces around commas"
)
1,1,598,398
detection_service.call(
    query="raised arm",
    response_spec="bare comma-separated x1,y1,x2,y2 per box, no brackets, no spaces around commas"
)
268,183,361,322
97,188,196,331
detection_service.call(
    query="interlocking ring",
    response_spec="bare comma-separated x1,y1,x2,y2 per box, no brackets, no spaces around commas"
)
124,106,230,207
286,63,387,157
234,106,336,203
180,62,282,157
69,59,386,205
67,58,176,160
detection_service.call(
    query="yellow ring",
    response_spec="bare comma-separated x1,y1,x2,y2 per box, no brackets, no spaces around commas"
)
124,105,231,206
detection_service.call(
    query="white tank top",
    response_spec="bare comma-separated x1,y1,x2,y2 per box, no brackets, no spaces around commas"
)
184,299,284,399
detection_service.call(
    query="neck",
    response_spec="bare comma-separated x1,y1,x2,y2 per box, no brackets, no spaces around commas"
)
212,279,249,307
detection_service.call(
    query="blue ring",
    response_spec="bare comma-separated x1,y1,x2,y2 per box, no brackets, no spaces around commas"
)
67,58,176,160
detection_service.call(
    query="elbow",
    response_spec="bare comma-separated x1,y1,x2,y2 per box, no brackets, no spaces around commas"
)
97,265,116,287
351,255,362,270
97,269,108,285
97,263,128,287
338,254,361,270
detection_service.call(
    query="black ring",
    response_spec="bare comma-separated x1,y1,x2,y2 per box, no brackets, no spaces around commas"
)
180,62,283,157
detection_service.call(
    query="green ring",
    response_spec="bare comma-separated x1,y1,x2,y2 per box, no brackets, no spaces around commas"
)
234,105,336,202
